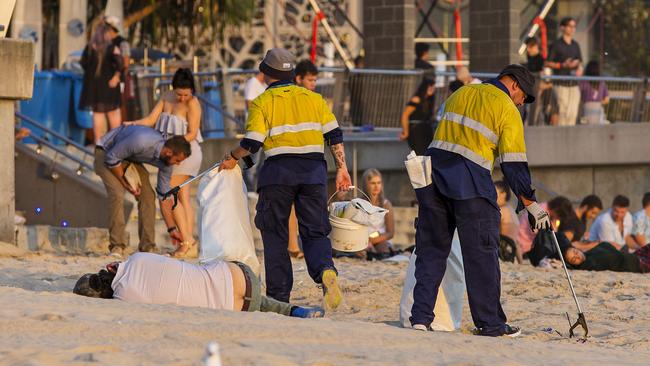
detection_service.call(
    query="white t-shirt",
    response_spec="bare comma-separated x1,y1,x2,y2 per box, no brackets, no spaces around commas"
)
589,209,633,246
243,76,267,103
112,253,234,310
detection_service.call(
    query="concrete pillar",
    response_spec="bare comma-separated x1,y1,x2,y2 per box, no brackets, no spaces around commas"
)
363,0,415,69
469,0,526,72
0,39,35,244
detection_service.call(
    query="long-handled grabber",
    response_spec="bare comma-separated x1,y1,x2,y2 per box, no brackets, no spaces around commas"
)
549,230,589,338
159,155,254,209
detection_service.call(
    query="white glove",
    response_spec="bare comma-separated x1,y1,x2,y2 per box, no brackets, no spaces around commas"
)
526,202,551,232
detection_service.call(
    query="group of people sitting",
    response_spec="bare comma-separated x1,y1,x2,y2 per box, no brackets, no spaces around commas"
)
496,185,650,273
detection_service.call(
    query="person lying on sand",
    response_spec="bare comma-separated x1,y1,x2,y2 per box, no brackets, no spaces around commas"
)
73,252,324,318
565,242,650,273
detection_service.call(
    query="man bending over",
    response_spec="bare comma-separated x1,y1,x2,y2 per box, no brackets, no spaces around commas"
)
73,252,323,318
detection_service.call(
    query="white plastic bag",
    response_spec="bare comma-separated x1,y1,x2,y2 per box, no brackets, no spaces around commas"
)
404,151,432,189
328,199,388,227
197,166,260,275
400,231,465,331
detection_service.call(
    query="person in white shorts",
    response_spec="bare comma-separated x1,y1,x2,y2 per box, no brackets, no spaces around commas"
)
73,252,323,318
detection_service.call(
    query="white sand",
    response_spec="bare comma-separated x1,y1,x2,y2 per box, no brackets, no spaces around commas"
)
1,243,649,365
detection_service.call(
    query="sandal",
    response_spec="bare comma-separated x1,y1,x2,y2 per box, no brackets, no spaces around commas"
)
167,240,197,258
289,250,304,259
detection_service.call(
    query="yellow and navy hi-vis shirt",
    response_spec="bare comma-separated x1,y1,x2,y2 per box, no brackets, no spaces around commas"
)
241,82,341,157
239,81,343,188
426,79,535,207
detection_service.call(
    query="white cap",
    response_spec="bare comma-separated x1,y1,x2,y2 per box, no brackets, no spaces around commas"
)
104,15,122,33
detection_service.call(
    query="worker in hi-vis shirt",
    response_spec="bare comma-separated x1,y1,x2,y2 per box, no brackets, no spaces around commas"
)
409,64,551,337
220,48,351,310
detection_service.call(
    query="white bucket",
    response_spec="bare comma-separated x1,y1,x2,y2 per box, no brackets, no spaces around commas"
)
329,214,368,252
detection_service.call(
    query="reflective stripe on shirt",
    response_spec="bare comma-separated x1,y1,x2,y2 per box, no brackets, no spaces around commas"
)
264,144,324,157
245,131,266,143
499,152,528,163
269,122,322,136
443,111,499,144
430,139,493,170
323,120,339,133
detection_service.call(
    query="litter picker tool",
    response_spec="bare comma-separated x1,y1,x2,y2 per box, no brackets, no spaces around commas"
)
160,156,254,209
549,230,589,339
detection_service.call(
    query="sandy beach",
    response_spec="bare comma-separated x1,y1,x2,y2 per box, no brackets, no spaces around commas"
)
1,242,649,366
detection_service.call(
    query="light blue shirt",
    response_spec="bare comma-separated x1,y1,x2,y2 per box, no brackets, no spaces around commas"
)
589,209,633,246
97,125,172,198
632,209,650,240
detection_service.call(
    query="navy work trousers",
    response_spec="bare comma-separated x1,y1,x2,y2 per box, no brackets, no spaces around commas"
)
255,184,335,303
410,183,507,336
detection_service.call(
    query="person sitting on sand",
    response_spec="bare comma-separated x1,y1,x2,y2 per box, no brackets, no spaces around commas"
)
73,252,323,318
495,181,521,263
362,168,395,260
589,195,638,252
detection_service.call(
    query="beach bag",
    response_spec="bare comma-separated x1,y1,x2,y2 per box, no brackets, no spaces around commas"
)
400,231,466,331
197,165,260,274
529,230,572,267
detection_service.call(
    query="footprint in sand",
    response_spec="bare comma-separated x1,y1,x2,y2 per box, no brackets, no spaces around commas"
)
35,313,66,321
73,353,95,362
616,294,635,301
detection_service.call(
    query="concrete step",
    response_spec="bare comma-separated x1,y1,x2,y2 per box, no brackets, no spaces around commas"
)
14,223,179,256
15,225,112,255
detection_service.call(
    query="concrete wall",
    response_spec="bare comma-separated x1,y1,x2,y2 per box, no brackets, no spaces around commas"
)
0,39,35,100
0,39,34,243
14,144,133,228
363,0,415,69
200,122,650,210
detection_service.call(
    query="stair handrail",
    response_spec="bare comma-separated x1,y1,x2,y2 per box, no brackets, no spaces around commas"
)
15,112,94,156
17,133,94,171
195,94,244,132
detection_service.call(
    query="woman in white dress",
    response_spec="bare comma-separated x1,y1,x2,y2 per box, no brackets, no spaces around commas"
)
125,68,203,257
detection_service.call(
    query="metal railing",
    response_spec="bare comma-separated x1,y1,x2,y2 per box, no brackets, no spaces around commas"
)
133,69,244,136
129,66,650,137
15,112,94,171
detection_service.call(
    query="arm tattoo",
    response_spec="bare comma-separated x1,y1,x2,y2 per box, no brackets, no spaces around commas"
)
329,143,346,169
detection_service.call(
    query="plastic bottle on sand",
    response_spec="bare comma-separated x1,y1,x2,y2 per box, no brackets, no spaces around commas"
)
203,342,222,366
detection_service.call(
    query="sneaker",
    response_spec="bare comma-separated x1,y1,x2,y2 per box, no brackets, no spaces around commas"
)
321,269,343,310
290,306,325,318
412,324,432,332
109,247,124,258
473,324,522,338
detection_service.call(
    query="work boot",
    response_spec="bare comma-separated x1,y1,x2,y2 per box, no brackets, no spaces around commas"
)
321,269,342,310
473,324,522,338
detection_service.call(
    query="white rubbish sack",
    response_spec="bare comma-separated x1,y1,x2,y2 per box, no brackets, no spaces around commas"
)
400,231,465,331
197,165,260,275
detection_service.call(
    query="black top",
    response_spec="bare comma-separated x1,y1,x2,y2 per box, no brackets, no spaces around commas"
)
527,54,545,73
407,96,435,122
415,58,434,70
79,44,123,112
559,217,586,242
572,242,642,273
548,38,582,75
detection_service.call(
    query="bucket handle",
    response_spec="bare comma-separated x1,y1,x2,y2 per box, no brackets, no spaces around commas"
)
327,186,372,206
